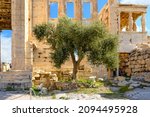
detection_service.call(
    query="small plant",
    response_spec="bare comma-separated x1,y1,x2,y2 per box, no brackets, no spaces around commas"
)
31,86,40,95
59,77,72,83
104,80,113,86
77,78,95,88
51,93,56,99
5,86,16,91
94,81,104,88
77,78,104,88
24,87,30,90
119,86,130,93
59,96,69,100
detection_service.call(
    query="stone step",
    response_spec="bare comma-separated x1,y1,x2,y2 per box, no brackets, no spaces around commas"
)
0,71,31,80
0,71,32,90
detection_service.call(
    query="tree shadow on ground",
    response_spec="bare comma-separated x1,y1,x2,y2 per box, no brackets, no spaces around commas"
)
99,92,128,100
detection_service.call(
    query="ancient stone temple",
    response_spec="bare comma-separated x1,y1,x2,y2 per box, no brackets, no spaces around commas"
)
99,0,150,76
0,0,149,89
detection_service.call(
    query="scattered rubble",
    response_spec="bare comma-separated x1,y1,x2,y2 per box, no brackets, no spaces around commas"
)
111,76,150,91
39,87,48,95
32,70,59,89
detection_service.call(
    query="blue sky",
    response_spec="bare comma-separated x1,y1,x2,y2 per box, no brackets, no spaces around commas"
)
1,0,150,63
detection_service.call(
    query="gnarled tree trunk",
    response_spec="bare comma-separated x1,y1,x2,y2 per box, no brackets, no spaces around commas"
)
72,61,78,80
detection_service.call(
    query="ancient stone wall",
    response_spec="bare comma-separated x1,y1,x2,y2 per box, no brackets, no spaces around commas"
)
30,0,106,78
119,53,130,76
129,47,150,73
121,46,150,80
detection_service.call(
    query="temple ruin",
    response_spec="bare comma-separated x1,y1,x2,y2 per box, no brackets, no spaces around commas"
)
0,0,149,89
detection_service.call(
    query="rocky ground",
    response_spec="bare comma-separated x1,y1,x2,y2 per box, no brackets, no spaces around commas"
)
125,87,150,100
0,87,150,100
1,75,150,100
0,90,116,100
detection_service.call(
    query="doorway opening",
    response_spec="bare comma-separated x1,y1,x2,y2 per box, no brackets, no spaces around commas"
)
0,30,12,72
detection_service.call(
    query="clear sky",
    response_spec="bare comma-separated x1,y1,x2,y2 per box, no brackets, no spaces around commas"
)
1,0,150,63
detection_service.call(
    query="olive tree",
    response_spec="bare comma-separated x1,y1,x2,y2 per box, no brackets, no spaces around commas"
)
33,17,118,80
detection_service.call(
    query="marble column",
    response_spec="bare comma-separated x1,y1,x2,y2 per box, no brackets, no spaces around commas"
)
11,0,26,70
141,13,146,32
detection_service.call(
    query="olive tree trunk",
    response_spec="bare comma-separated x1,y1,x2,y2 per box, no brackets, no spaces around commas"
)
72,61,78,80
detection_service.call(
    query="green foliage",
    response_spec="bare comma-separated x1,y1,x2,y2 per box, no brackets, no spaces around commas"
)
59,77,72,83
94,81,104,87
5,86,16,91
119,86,130,93
31,86,40,96
104,80,113,86
33,24,49,41
59,96,69,100
24,87,30,90
51,93,56,99
77,78,99,88
33,17,118,79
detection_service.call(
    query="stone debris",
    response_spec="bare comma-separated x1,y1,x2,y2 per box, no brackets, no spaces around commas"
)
118,80,129,87
98,78,104,81
32,70,58,89
65,94,104,100
55,82,78,91
89,76,96,82
39,87,48,95
0,91,107,100
37,83,43,90
112,76,150,90
129,83,140,88
115,76,126,82
109,87,120,92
